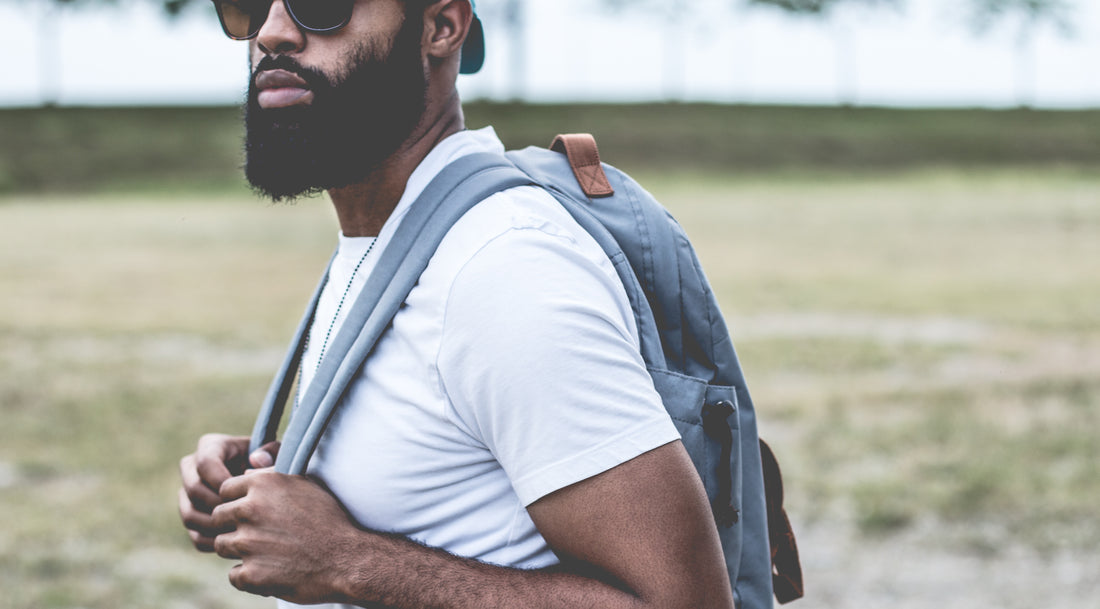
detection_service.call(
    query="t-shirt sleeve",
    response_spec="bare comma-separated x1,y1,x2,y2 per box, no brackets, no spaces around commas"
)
436,224,681,507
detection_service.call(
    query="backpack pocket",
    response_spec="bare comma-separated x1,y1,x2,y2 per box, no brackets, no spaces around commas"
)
648,369,744,538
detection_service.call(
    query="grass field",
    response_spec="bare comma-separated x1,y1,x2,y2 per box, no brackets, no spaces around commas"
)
1,104,1098,607
1,166,1096,608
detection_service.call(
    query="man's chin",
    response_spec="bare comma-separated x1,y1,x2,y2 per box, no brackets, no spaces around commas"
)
248,183,323,204
246,168,324,202
245,160,326,203
246,145,375,202
244,116,325,202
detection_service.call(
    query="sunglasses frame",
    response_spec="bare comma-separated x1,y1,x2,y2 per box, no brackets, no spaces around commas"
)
211,0,357,41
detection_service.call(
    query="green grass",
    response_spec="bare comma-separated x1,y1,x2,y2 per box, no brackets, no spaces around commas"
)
645,168,1100,549
2,103,1098,194
1,168,1097,607
470,103,1100,173
0,106,249,194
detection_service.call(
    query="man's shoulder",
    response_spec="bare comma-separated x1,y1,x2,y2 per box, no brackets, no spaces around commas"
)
432,182,609,279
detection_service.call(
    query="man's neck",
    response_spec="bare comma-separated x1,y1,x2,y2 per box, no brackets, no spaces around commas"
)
328,96,465,238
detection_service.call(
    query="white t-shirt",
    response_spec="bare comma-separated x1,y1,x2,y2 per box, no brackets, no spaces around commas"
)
282,128,680,609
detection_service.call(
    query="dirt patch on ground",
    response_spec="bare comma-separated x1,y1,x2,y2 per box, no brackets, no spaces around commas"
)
797,518,1099,609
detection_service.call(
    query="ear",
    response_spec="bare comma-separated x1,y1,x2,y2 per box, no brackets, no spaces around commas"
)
422,0,473,68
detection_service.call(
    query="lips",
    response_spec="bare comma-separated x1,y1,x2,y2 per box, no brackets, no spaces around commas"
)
255,69,315,109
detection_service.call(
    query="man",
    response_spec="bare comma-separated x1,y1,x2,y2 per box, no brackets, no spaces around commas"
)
178,1,735,607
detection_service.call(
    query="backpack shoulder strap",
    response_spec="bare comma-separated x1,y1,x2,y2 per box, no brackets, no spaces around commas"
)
249,250,333,453
253,152,533,474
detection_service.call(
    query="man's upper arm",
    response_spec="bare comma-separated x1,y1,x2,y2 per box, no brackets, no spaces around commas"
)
435,198,732,606
527,441,735,609
437,220,681,504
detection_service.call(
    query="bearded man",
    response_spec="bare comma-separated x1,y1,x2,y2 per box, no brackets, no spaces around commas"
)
177,1,735,608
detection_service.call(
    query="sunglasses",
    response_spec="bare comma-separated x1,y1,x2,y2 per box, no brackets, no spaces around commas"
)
211,0,357,40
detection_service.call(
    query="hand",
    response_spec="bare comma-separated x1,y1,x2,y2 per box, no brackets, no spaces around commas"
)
178,433,280,552
211,470,363,604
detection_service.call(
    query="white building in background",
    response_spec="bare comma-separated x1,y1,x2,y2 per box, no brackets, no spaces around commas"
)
4,0,1100,108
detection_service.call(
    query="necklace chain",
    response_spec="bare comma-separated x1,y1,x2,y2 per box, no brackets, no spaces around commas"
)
315,237,378,371
295,237,378,410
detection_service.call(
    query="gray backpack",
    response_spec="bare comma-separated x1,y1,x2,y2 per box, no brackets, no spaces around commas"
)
251,134,803,608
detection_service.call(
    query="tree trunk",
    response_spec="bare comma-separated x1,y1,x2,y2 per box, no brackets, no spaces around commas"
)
38,2,62,107
506,0,526,101
662,0,687,101
1014,20,1036,109
832,15,858,106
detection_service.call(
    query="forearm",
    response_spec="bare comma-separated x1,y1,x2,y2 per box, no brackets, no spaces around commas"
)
338,530,646,609
212,450,732,609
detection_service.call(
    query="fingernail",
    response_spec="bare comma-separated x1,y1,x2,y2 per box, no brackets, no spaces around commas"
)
250,450,274,468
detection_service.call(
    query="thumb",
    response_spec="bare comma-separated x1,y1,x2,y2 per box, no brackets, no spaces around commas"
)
248,441,280,469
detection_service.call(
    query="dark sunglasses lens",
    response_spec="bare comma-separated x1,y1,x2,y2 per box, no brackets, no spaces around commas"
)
216,0,269,40
286,0,354,32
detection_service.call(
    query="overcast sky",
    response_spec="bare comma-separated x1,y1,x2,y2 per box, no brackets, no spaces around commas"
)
4,0,1099,108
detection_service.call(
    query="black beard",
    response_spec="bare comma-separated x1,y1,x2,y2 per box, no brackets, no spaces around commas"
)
243,13,427,202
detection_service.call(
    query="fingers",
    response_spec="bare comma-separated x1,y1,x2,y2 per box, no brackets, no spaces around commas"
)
228,562,250,592
195,434,251,493
210,482,261,560
213,527,244,560
190,530,217,553
178,434,249,553
179,453,222,513
211,474,266,533
218,471,254,503
178,487,222,552
211,496,243,532
228,562,286,598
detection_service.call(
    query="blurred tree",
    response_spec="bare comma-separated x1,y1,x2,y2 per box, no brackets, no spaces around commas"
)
746,0,896,13
22,0,199,106
746,0,1077,108
600,0,729,100
41,0,195,13
500,0,526,100
475,0,528,101
601,0,901,103
36,2,62,106
966,0,1074,30
964,0,1076,107
746,0,901,105
604,0,1075,106
28,0,1080,107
